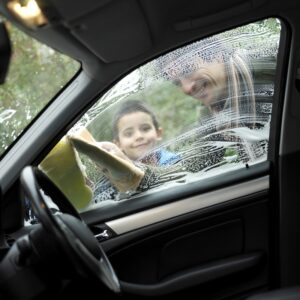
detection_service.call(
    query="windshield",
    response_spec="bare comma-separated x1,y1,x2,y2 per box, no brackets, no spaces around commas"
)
0,20,80,158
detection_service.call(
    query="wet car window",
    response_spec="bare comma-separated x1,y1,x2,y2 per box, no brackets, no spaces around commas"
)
0,20,80,158
39,18,281,213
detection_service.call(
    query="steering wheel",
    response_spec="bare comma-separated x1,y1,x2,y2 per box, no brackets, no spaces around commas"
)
20,166,121,294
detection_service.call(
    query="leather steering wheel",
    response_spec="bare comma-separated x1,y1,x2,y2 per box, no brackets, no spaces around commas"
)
20,166,121,293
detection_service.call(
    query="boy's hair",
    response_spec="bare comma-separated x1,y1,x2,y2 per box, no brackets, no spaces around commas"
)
112,100,159,140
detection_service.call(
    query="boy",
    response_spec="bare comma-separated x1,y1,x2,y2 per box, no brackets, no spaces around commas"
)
91,100,179,202
112,100,179,166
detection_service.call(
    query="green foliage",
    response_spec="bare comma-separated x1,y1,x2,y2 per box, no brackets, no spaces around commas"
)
138,82,202,141
0,21,80,157
224,148,238,157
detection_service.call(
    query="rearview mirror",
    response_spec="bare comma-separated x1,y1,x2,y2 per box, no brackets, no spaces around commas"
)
0,22,11,84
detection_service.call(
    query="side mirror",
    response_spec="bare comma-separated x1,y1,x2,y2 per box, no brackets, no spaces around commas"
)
0,22,11,84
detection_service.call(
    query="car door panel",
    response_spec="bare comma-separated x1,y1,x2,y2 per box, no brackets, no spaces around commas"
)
98,181,270,299
120,253,263,297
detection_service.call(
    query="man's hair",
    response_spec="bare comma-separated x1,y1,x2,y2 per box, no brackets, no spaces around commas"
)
156,36,234,81
112,100,159,140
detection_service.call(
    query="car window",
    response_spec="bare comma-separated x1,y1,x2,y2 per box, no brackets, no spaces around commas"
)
39,18,281,213
0,20,80,159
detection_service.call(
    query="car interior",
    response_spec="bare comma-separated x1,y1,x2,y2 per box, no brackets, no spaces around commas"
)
0,0,300,299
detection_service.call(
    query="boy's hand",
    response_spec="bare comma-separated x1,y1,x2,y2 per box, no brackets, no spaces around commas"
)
96,142,132,163
68,132,145,192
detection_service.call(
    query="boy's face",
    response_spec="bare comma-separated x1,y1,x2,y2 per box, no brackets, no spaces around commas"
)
115,111,162,161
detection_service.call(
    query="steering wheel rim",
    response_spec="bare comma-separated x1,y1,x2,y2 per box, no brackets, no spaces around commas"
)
20,166,121,294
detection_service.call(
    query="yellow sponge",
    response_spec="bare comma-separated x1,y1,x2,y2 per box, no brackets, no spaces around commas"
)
39,136,93,211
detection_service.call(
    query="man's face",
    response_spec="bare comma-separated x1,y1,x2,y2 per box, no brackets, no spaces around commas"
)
173,59,227,108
